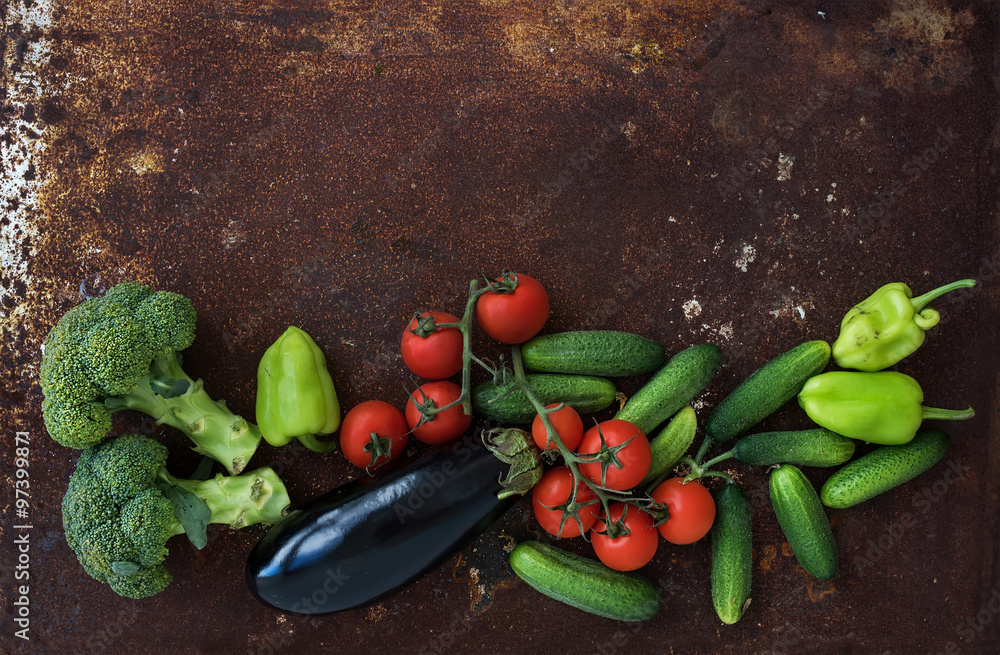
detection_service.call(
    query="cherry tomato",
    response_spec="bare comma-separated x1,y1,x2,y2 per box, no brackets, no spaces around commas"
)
650,477,717,545
400,311,463,380
340,400,410,470
475,272,550,344
531,404,584,452
592,503,659,572
531,466,600,538
404,380,471,444
577,419,651,491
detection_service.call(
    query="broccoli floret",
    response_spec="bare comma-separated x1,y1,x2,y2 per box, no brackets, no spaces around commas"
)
62,434,291,598
40,281,261,474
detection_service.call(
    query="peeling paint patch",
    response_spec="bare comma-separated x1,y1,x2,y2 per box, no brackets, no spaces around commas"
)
222,220,248,249
776,153,794,181
735,243,756,272
1,0,55,343
700,320,734,341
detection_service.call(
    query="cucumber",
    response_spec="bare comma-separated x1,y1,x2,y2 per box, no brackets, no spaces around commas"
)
641,405,697,487
733,429,855,467
509,540,661,621
711,481,753,625
769,465,838,581
472,374,616,424
820,429,950,509
706,340,830,444
521,331,666,377
614,343,722,435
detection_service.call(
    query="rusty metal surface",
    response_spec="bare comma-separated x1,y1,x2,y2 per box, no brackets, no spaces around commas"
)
1,0,998,653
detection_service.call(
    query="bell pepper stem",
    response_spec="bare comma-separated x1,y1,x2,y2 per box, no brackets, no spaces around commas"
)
922,405,975,421
297,433,339,453
910,279,976,312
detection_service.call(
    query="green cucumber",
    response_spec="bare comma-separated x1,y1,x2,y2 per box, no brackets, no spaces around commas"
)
820,429,950,509
642,405,697,487
509,541,661,621
769,465,838,581
706,340,830,444
521,331,666,377
711,481,753,625
614,343,723,435
472,374,616,424
733,429,855,467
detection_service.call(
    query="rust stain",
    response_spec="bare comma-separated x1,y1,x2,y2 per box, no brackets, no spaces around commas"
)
798,567,837,603
759,543,778,573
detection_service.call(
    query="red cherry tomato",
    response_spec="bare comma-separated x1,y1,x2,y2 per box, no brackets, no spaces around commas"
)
650,477,717,545
532,466,600,538
577,420,651,491
404,380,471,444
592,503,659,572
531,404,584,452
340,400,410,470
400,311,463,380
475,272,550,344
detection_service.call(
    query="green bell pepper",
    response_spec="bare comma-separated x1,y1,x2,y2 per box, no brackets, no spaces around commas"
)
831,278,976,371
256,326,341,452
797,371,973,445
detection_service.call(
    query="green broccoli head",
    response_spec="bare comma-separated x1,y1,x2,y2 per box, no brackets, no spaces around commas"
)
62,435,183,598
40,281,261,474
62,434,292,598
40,282,196,446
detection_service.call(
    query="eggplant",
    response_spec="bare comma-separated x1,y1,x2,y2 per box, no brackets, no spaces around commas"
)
246,430,540,614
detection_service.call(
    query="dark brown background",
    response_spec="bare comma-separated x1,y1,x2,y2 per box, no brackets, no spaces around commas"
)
2,0,999,653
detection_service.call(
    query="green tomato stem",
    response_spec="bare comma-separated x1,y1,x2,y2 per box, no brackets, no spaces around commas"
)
511,345,646,532
415,279,492,420
699,449,736,471
694,435,713,466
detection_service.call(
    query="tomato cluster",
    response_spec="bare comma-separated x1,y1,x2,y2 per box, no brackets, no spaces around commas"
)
339,271,551,471
530,411,716,571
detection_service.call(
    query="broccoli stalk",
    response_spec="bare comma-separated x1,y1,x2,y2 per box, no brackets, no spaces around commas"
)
62,435,291,599
105,350,262,475
157,465,289,531
40,281,262,474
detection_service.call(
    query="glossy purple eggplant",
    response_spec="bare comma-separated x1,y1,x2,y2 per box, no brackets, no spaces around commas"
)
246,434,519,614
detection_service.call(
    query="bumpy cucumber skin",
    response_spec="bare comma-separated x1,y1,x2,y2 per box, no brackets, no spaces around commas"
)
706,340,830,444
614,343,723,435
820,429,950,509
472,374,616,424
711,481,753,625
769,465,838,581
733,429,855,467
509,541,661,622
642,405,697,487
521,331,667,377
